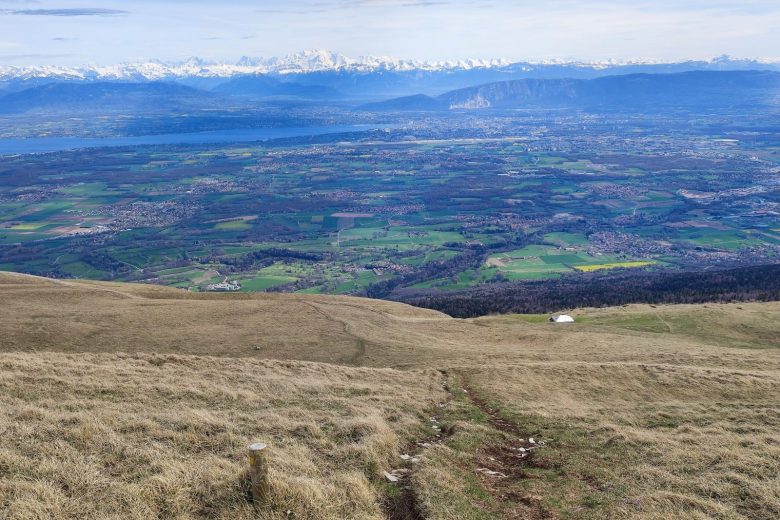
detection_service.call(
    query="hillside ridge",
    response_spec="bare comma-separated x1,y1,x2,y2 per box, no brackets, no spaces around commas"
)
2,270,780,518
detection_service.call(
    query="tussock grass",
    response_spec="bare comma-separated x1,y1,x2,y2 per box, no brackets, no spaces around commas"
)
444,364,780,519
0,352,444,519
2,272,780,518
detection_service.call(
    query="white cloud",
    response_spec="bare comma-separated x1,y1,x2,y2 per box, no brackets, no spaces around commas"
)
1,0,779,65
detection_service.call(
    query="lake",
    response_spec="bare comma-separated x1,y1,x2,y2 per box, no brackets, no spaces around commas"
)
0,125,385,155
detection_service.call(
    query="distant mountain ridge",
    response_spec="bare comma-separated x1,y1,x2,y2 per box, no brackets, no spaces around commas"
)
2,70,779,115
212,74,343,100
365,71,780,111
0,82,215,114
0,50,512,82
1,51,779,83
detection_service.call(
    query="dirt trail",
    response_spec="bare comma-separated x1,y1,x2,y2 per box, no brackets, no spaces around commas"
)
303,301,367,365
654,310,674,333
51,278,145,300
384,370,551,519
383,371,455,520
460,374,528,437
457,372,555,519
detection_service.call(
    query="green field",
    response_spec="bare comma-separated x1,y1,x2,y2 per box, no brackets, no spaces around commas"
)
486,239,641,280
1,128,777,297
214,219,252,231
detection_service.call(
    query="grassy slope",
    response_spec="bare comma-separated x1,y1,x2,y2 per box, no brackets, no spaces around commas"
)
1,271,779,519
0,353,444,520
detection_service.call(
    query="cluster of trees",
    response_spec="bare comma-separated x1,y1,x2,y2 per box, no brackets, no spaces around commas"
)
400,263,780,318
365,232,541,299
81,250,134,278
366,248,486,299
216,247,325,273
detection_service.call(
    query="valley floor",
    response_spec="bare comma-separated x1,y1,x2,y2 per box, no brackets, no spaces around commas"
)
1,272,779,519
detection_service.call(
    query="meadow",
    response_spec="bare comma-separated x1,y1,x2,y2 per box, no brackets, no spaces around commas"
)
1,272,779,519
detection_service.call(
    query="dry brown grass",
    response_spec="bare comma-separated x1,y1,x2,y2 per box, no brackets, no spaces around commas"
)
5,272,779,369
460,362,780,519
0,351,444,519
0,271,447,366
2,271,780,519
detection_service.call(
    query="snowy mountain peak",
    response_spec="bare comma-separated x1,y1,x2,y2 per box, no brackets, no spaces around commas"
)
0,51,778,83
0,50,515,81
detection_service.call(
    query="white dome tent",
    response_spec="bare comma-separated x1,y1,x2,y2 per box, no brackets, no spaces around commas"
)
550,314,575,323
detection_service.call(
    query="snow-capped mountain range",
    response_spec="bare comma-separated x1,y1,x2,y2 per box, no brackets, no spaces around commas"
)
0,50,511,81
1,50,778,82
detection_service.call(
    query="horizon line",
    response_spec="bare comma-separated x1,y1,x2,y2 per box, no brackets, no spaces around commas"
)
2,51,780,70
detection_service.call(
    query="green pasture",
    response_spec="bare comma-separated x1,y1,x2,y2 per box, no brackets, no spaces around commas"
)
487,243,634,280
543,232,590,246
214,220,252,231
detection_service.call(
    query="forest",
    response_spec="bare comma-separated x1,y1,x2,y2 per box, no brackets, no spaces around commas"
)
401,263,780,317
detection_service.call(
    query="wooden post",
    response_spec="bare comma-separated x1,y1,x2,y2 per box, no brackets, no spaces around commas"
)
248,442,269,504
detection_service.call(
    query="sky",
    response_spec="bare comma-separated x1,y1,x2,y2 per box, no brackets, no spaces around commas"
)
1,0,780,66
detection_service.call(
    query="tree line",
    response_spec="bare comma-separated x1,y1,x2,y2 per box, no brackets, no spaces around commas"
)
398,263,780,318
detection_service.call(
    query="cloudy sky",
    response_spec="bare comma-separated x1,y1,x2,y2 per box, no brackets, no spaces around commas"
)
1,0,779,65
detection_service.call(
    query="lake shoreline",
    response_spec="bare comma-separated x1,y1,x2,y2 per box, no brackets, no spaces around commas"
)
0,124,385,155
